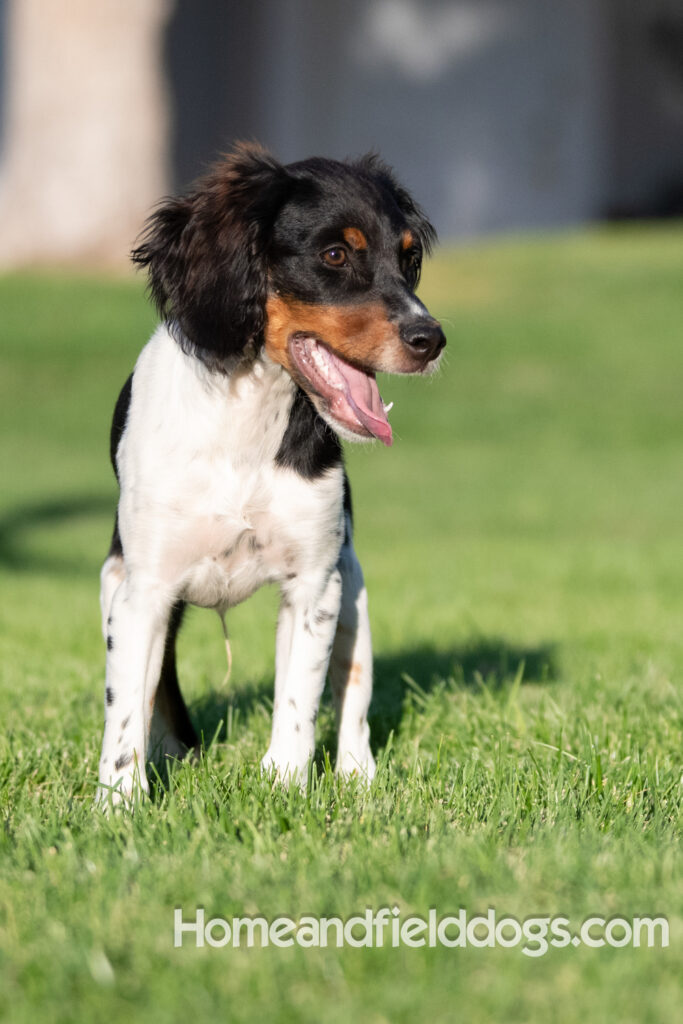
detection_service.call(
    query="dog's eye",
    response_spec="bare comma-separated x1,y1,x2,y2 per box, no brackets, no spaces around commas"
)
403,250,422,288
321,247,348,268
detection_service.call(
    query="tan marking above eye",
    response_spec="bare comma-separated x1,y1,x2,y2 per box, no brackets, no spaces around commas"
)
342,227,368,251
401,229,414,251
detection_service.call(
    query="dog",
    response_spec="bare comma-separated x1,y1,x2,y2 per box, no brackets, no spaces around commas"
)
97,143,445,802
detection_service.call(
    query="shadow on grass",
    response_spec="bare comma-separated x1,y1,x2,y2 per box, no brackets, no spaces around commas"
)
0,494,114,575
177,638,557,773
368,639,557,749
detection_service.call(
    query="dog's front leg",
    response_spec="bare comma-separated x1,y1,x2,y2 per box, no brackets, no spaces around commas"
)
97,576,170,806
262,568,343,784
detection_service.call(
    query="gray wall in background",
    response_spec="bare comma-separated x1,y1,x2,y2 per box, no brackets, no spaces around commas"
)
165,0,683,240
1,0,681,246
258,0,608,238
166,0,610,237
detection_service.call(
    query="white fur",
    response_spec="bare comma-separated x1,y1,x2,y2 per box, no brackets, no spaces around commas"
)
98,326,375,803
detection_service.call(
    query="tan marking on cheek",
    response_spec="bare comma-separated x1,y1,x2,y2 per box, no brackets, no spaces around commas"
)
401,229,414,251
343,227,368,251
265,295,401,371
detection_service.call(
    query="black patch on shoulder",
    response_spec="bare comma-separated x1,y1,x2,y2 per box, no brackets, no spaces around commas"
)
343,472,353,522
107,518,123,560
275,387,342,480
105,687,115,706
110,374,133,479
104,374,133,562
342,472,354,545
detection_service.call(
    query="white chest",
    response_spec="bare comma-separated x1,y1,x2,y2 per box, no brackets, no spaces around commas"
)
116,329,345,611
177,468,341,610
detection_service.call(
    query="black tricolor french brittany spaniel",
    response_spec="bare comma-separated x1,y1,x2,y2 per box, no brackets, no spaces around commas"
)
98,144,445,802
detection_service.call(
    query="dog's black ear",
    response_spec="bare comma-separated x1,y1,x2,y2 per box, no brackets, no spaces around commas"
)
354,153,437,273
132,143,291,364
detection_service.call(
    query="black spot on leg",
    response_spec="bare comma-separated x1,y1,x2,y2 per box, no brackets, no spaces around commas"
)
248,534,264,553
288,698,297,710
107,615,113,627
314,608,336,625
295,722,301,732
105,687,115,707
114,751,133,771
121,715,130,729
106,635,114,651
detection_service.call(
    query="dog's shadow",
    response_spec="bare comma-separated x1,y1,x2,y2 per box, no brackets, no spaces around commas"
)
182,637,557,771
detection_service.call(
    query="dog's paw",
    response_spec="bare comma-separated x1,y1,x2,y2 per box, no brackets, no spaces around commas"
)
336,747,376,783
260,748,310,790
96,758,149,811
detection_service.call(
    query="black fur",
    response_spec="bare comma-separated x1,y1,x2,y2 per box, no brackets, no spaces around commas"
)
267,154,435,305
155,601,198,752
131,144,291,367
110,373,133,478
275,387,342,480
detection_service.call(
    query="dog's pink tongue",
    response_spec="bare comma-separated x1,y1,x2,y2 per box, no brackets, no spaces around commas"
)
332,356,393,446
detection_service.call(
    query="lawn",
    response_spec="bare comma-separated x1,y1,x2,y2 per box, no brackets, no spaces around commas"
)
1,225,682,1022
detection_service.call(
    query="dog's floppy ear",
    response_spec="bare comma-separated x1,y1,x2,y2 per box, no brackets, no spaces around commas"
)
132,143,291,365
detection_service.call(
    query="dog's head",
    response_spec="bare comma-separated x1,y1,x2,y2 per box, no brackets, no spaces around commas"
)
133,143,445,446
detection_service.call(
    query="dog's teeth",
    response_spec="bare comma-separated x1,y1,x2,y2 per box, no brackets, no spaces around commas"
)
383,401,394,413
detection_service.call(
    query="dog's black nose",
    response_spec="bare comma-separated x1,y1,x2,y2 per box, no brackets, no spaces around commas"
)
401,319,446,362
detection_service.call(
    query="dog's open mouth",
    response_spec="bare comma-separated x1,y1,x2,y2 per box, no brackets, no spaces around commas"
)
288,334,393,446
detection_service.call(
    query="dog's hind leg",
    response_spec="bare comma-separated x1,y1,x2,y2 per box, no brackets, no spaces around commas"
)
328,526,376,781
148,601,199,761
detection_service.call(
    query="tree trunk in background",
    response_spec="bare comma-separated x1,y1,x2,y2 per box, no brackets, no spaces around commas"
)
0,0,171,268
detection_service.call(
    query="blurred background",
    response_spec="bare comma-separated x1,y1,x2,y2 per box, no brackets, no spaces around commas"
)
0,0,682,267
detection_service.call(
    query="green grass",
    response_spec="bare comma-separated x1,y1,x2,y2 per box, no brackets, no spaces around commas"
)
1,224,682,1022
